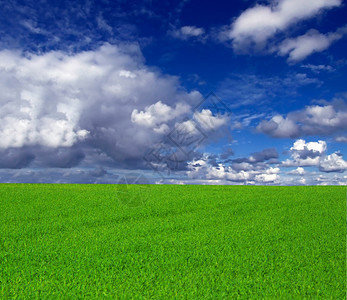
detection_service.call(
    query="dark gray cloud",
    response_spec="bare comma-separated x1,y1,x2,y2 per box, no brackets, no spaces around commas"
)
0,148,35,169
219,147,234,160
0,146,84,169
0,168,113,184
232,148,278,164
36,147,85,168
249,148,279,163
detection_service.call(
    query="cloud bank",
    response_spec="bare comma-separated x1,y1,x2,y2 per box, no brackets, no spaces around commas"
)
0,43,202,169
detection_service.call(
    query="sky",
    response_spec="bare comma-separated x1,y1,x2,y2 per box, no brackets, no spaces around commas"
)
0,0,346,185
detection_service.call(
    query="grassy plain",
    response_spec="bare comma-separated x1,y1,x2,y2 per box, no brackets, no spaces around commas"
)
0,184,345,298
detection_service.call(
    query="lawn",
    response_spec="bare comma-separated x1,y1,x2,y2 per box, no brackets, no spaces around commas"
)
0,184,345,298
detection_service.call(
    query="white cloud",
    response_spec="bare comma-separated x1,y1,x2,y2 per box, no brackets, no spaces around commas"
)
187,155,281,184
289,167,306,175
255,173,280,183
335,136,347,143
258,115,300,138
282,139,347,173
315,173,347,185
221,0,341,51
180,26,204,37
278,27,347,62
153,124,170,134
131,101,190,129
265,167,281,174
193,109,230,131
301,64,334,73
257,99,347,138
291,139,327,154
319,153,347,172
282,139,327,167
225,170,252,182
171,26,205,40
0,43,202,169
299,177,306,184
119,70,136,78
173,119,203,138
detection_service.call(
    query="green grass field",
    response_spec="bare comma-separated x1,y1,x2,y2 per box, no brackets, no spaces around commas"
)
0,184,345,298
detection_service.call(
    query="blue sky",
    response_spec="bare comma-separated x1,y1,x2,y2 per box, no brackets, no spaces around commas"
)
0,0,346,185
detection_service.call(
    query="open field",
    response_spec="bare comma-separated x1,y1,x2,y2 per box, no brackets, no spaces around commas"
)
0,184,345,298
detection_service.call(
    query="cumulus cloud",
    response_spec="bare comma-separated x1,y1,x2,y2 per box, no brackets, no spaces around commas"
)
282,139,327,167
291,139,326,156
258,115,300,138
289,167,306,175
282,139,347,173
315,174,347,185
226,148,279,176
170,26,205,40
220,0,341,51
131,101,190,131
201,148,278,177
166,151,346,184
319,153,347,172
255,173,280,183
193,109,230,131
187,150,281,184
278,27,347,62
0,43,202,169
257,98,347,138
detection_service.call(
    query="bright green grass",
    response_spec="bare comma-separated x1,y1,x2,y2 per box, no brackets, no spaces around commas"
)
0,184,345,298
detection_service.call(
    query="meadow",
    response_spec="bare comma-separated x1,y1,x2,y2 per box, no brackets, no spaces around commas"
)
0,184,345,298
